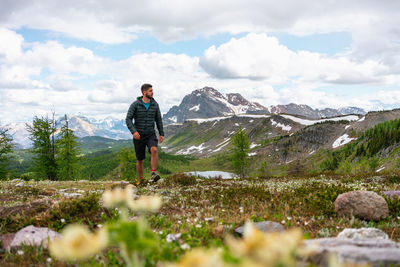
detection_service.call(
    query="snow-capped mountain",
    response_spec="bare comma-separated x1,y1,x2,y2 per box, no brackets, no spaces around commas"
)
163,87,269,124
163,87,366,124
7,116,131,149
268,103,366,119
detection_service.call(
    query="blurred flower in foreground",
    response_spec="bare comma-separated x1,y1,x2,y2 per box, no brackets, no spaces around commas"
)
131,195,162,212
102,184,136,208
49,224,108,261
226,222,304,266
169,248,224,267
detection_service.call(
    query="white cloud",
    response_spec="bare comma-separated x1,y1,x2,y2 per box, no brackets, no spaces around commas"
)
200,33,391,85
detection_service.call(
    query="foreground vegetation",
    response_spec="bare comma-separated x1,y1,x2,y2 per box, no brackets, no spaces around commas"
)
1,174,400,266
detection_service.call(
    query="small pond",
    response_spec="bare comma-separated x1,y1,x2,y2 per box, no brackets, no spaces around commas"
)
185,171,236,179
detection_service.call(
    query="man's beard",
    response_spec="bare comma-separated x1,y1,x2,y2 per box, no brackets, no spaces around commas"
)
145,92,152,98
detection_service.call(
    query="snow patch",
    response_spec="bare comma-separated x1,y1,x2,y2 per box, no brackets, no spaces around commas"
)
309,150,315,155
250,143,259,149
189,104,200,111
170,116,177,123
281,114,359,126
345,125,351,129
332,134,355,148
270,119,292,131
248,152,257,156
376,166,385,172
358,116,365,122
214,138,231,152
176,143,207,155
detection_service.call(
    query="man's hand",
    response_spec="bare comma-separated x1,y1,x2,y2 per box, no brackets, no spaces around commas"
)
159,136,164,143
133,131,141,140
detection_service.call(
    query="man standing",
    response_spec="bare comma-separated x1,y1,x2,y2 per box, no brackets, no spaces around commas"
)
126,83,164,185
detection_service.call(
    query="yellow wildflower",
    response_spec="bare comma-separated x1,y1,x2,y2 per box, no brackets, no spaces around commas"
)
102,184,136,208
130,195,162,212
169,248,225,267
226,222,303,266
49,224,108,261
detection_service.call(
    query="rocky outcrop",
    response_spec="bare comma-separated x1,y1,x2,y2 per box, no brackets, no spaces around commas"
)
334,191,389,220
1,225,60,250
306,228,400,267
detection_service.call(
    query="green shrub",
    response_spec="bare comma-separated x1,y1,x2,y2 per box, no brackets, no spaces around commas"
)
165,172,197,186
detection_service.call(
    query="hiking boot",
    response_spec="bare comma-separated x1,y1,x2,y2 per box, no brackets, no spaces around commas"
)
135,178,148,187
151,172,161,183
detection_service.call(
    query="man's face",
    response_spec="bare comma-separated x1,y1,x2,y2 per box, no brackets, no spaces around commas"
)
144,87,153,98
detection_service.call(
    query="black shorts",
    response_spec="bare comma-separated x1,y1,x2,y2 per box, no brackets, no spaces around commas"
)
133,133,158,161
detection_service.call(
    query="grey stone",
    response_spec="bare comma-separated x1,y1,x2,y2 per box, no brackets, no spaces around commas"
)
305,237,400,267
334,190,389,221
337,228,388,240
235,221,284,236
8,225,60,250
63,192,82,197
15,181,24,187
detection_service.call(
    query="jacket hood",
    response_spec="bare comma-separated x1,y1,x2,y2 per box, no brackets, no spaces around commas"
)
137,96,154,102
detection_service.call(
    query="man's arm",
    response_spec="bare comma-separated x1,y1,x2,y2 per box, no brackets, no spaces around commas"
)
155,103,164,141
125,102,138,134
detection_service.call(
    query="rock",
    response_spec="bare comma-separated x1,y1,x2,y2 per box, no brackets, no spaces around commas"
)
0,233,16,250
63,192,82,197
305,237,400,267
235,221,284,236
338,228,388,240
212,225,225,237
161,190,171,196
381,191,400,200
7,225,60,250
15,181,24,187
334,191,389,221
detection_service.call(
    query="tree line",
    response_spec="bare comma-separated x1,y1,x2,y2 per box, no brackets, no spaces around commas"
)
0,114,81,180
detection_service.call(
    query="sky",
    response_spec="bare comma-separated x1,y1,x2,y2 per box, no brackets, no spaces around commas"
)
1,0,400,124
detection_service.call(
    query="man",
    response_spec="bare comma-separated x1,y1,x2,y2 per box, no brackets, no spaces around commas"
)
126,83,164,185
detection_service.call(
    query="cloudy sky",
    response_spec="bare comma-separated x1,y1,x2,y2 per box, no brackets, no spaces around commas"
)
1,0,400,123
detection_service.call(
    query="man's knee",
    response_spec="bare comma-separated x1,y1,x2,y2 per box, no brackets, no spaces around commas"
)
137,159,144,164
150,146,158,154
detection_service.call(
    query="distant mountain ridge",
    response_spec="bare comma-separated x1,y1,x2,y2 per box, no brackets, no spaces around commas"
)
163,87,366,124
8,116,132,149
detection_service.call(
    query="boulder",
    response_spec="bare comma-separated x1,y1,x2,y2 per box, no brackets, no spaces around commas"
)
334,191,389,221
337,227,388,240
6,225,60,250
235,221,284,236
305,237,400,267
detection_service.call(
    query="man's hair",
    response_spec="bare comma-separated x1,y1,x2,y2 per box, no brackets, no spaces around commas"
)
141,83,152,93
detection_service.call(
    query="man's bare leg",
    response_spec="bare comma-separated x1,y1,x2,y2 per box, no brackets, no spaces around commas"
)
150,146,158,171
137,159,144,179
150,147,161,182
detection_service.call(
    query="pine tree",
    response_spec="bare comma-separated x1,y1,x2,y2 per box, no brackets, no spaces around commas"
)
232,128,250,178
117,147,136,180
26,116,57,180
0,125,13,179
56,115,82,180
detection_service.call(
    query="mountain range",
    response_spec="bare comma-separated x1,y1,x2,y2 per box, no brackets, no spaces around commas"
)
6,86,368,148
163,87,366,124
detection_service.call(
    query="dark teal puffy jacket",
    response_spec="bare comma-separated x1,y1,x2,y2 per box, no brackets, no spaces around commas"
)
125,96,164,136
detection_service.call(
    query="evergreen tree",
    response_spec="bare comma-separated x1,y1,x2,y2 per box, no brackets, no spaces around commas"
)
0,125,13,179
26,116,57,180
56,115,82,180
117,147,136,180
232,128,250,178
